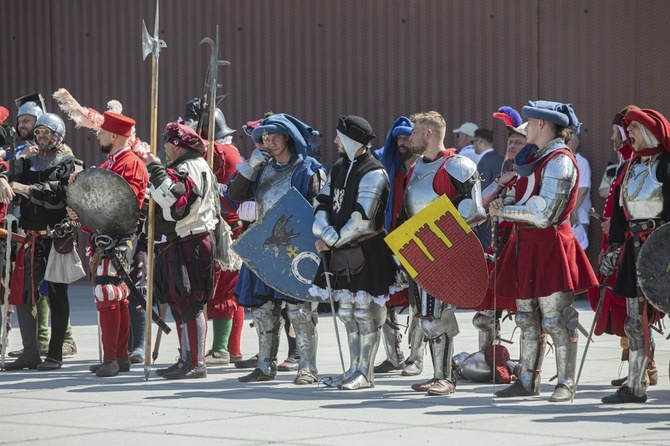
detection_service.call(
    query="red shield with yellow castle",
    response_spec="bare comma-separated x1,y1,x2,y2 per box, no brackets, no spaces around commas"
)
385,195,487,307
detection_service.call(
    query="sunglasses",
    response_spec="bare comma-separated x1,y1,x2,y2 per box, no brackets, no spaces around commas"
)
34,128,52,136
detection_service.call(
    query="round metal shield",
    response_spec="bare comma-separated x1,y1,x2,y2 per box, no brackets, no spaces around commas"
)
66,168,140,236
637,222,670,313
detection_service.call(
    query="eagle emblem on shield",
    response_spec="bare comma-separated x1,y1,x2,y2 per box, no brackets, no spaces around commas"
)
233,188,321,301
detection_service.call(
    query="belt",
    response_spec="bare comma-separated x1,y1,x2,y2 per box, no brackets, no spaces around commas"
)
354,228,385,244
25,229,51,238
629,218,663,234
516,220,569,230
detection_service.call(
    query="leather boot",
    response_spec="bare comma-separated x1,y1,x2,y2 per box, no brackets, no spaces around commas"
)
96,360,120,377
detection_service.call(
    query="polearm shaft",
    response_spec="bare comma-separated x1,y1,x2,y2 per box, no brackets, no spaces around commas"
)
141,0,167,381
200,26,230,169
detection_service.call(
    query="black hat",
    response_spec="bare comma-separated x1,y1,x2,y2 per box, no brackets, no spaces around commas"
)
337,115,375,146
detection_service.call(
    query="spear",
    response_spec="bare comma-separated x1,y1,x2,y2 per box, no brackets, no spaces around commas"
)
140,0,166,381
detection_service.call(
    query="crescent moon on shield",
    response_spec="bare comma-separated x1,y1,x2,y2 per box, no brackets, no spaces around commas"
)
290,251,321,284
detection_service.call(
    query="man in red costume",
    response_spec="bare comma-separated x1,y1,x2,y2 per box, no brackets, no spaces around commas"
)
180,100,244,365
86,112,148,377
490,101,598,402
599,107,670,404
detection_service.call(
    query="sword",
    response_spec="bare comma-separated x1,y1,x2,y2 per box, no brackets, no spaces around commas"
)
572,273,612,402
0,214,16,370
96,239,171,335
320,252,347,375
141,0,167,381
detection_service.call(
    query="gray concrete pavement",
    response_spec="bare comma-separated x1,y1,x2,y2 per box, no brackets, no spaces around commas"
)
1,283,669,445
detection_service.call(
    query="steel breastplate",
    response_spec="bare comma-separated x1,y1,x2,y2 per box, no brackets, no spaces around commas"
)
256,162,296,217
404,156,443,217
622,159,663,219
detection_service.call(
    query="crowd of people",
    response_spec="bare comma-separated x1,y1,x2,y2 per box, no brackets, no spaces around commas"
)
0,91,667,405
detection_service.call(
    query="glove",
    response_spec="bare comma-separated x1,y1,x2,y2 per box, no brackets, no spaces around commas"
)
237,148,271,180
320,226,339,247
599,245,621,275
248,148,271,170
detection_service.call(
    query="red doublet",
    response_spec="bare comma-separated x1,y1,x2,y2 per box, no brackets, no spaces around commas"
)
95,147,148,361
99,147,148,207
495,149,598,300
208,142,243,317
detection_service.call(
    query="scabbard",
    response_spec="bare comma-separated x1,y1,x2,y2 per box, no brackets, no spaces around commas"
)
108,251,171,334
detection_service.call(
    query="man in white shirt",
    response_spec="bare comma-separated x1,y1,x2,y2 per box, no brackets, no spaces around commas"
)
452,121,479,163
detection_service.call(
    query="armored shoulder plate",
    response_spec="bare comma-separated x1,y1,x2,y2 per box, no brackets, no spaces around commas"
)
444,154,478,183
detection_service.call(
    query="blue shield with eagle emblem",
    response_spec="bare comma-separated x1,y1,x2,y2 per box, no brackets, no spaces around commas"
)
232,188,321,301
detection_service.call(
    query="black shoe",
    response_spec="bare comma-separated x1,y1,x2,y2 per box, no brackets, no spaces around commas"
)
495,380,539,398
374,360,405,374
36,357,62,371
117,357,131,372
129,354,144,364
238,368,276,382
96,360,120,377
163,363,207,380
234,354,259,369
601,386,647,404
156,358,185,377
4,356,42,371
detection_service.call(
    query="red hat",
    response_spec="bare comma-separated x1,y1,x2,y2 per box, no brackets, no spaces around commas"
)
622,108,670,153
0,106,9,123
162,121,208,154
101,111,135,137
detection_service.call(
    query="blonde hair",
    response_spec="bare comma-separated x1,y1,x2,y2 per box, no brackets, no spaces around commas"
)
410,111,446,141
635,122,660,149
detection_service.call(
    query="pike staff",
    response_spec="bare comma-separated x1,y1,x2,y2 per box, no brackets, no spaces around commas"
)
141,0,166,381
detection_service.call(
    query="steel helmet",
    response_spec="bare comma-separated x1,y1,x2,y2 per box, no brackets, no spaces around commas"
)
35,113,66,150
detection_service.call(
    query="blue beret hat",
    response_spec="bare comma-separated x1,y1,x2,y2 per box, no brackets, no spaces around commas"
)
522,100,581,133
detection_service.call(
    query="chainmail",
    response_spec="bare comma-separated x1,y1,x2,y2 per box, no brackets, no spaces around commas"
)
27,148,74,172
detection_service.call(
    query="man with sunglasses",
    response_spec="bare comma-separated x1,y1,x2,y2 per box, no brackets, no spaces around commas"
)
0,112,84,371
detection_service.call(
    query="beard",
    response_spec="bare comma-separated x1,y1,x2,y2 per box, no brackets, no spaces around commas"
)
100,143,113,154
397,144,416,161
19,128,34,141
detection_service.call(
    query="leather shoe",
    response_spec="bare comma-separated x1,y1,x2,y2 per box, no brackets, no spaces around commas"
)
601,386,647,404
96,360,120,377
611,376,627,387
402,359,423,376
163,363,207,380
495,380,540,398
62,343,77,357
234,354,258,369
36,357,62,371
4,357,42,371
277,355,299,372
205,350,230,366
374,360,404,374
411,378,440,392
156,358,185,377
129,353,143,364
426,379,456,396
238,368,276,382
230,354,243,363
294,370,318,385
548,383,573,402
